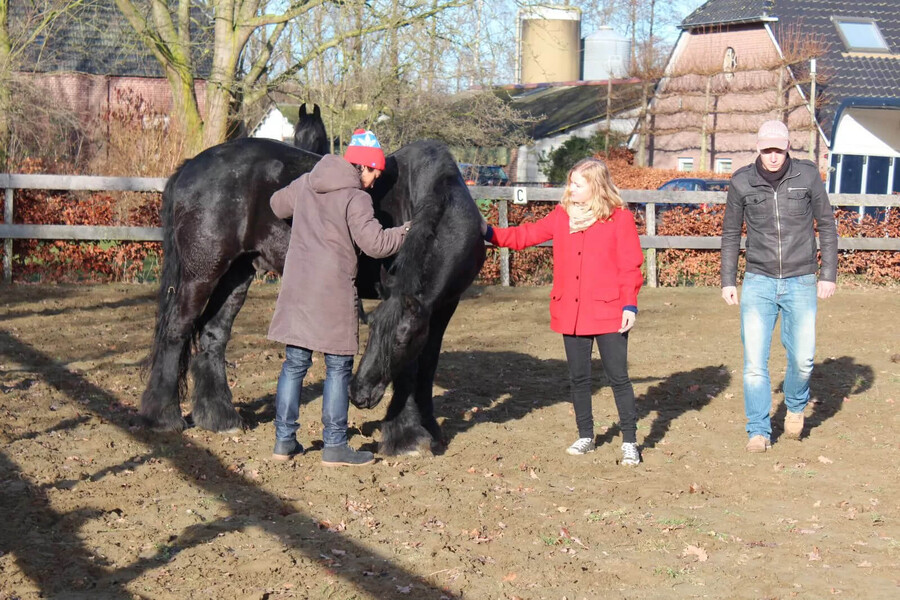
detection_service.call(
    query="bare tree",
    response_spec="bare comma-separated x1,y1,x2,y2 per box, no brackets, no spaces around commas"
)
1,0,94,168
111,0,468,156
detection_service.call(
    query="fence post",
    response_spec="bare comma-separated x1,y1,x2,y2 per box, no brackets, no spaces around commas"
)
646,202,657,287
3,187,12,284
498,199,510,286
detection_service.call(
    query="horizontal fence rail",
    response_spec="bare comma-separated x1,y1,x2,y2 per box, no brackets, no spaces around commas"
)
1,175,897,285
468,186,899,287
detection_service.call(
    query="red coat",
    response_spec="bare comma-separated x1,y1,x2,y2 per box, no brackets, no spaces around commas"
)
490,205,643,335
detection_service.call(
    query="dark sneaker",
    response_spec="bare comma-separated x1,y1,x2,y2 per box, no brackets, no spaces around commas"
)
566,437,596,455
272,439,304,461
621,442,641,466
321,444,375,467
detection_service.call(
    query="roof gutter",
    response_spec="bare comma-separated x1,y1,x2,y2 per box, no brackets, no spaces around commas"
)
680,15,778,30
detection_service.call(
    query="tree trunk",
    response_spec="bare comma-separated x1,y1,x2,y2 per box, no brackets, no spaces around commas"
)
700,75,712,171
164,65,204,156
0,0,11,168
637,81,648,167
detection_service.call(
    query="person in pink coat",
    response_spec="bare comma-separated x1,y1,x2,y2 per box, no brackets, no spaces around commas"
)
482,157,645,465
268,129,410,467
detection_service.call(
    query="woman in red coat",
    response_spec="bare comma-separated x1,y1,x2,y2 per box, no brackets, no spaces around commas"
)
483,157,644,465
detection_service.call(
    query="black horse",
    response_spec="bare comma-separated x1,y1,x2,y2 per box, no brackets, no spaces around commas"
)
292,103,328,154
350,143,486,454
141,108,485,455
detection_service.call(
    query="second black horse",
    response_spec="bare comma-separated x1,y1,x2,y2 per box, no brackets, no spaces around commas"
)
140,115,485,455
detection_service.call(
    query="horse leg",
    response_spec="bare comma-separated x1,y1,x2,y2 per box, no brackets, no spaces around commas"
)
140,278,217,431
413,299,459,444
378,299,458,455
378,364,430,456
190,256,257,432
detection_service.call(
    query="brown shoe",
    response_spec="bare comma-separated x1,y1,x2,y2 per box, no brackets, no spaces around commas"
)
745,435,771,453
784,411,804,439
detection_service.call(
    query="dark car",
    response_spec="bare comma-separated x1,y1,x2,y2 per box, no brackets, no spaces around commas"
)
459,163,510,186
653,177,730,213
657,178,730,192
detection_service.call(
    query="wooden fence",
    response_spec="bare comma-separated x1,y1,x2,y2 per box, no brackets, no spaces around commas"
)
1,174,898,285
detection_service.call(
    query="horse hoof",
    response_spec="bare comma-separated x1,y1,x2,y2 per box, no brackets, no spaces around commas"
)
141,413,188,432
216,426,243,435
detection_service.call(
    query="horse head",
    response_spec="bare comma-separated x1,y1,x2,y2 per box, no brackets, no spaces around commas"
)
350,293,431,409
292,103,329,155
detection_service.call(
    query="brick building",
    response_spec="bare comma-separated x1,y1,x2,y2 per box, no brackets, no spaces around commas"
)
10,1,212,147
647,0,900,197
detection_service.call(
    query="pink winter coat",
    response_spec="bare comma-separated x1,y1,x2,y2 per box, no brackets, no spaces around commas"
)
490,205,643,335
267,154,408,355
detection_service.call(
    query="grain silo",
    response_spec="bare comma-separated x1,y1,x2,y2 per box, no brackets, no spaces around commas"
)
517,5,581,85
582,26,630,81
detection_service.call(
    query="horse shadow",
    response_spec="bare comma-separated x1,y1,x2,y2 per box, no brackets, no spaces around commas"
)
0,328,462,599
356,350,730,453
0,289,156,320
770,355,873,442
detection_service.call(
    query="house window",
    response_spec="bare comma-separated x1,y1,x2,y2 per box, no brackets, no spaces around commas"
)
715,158,733,174
832,17,890,53
678,157,694,172
723,47,737,80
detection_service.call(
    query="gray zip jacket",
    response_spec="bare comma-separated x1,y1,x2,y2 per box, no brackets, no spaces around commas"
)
720,157,838,288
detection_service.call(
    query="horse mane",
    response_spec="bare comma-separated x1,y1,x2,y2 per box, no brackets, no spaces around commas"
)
368,152,456,367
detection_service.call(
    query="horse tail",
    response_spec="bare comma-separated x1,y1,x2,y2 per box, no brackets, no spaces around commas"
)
142,162,192,401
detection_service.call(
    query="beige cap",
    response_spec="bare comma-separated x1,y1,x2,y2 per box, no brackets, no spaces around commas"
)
757,120,790,152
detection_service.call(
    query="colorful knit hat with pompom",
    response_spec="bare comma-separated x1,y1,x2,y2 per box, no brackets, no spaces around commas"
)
344,129,385,170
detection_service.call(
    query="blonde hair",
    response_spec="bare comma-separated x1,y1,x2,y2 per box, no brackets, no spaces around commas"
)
560,157,625,221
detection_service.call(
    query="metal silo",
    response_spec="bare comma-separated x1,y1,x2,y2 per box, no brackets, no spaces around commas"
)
582,26,630,81
517,5,582,85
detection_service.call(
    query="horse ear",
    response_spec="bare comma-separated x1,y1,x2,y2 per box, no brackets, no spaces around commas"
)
300,104,307,117
313,104,321,117
379,265,395,294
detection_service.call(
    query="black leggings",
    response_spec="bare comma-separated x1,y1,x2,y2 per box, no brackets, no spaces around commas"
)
563,332,637,444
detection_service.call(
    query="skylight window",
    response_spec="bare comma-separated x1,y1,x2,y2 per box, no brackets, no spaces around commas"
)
832,17,890,52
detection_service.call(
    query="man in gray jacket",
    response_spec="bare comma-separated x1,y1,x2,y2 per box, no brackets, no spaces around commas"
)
268,129,409,466
720,120,838,453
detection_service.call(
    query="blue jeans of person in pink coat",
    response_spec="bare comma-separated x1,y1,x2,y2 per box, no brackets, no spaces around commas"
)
274,345,354,448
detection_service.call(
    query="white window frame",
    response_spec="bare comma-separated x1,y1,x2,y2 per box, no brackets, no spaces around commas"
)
723,47,737,80
677,157,694,172
715,158,733,174
832,17,890,53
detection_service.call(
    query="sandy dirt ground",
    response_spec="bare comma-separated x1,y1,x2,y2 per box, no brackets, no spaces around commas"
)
0,283,898,600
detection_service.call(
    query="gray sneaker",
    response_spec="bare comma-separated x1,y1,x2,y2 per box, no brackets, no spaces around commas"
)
272,439,304,461
566,437,596,455
621,442,641,466
321,444,375,467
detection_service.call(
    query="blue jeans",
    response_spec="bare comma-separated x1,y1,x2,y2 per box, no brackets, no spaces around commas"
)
740,272,817,439
274,345,355,448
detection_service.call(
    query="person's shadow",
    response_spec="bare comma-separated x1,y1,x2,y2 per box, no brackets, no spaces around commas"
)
770,356,873,442
595,363,731,450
